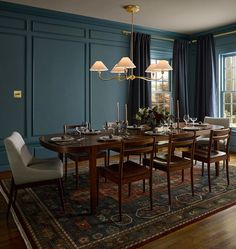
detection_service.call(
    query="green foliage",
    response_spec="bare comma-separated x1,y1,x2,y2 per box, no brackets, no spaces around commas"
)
135,106,168,127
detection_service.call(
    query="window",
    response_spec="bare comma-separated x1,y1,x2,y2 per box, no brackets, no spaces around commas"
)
222,54,236,127
151,59,172,114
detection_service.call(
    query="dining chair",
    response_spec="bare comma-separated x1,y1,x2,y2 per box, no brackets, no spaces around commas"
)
97,136,155,221
196,117,230,175
4,131,64,219
143,131,196,206
183,128,231,192
63,124,107,188
196,116,230,146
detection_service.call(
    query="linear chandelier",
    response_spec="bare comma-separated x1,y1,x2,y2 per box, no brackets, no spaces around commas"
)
90,5,173,82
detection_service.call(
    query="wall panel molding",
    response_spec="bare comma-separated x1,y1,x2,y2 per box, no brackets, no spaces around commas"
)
32,21,86,38
0,14,26,30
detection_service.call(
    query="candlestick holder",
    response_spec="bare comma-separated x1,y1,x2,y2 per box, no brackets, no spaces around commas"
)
176,118,180,130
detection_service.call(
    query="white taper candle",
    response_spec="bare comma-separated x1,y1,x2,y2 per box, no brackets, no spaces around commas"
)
117,102,120,121
125,104,128,122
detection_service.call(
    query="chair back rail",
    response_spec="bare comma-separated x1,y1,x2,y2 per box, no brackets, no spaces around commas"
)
208,128,231,156
119,137,155,178
167,132,196,166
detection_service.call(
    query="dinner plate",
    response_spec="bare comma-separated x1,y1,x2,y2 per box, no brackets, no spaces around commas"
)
98,135,122,141
194,123,209,127
144,131,165,135
50,136,74,142
82,130,101,135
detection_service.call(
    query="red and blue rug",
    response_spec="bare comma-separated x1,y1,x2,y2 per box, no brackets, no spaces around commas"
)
1,162,236,249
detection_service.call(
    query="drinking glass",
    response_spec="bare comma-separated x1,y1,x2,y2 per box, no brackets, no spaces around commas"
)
183,114,190,126
190,117,197,125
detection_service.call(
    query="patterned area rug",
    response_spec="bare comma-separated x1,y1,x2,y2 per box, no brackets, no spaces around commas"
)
1,161,236,249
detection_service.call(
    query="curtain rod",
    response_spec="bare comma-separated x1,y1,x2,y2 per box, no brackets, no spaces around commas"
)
191,29,236,43
122,30,174,42
214,29,236,38
123,29,236,43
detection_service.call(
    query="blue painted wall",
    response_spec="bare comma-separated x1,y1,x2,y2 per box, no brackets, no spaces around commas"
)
0,2,185,171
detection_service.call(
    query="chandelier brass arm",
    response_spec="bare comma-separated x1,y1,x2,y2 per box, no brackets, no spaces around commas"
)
90,5,173,82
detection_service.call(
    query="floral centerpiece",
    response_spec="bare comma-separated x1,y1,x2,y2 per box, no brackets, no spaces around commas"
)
135,106,168,130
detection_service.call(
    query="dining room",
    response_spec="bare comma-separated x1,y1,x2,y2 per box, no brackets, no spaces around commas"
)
1,0,236,248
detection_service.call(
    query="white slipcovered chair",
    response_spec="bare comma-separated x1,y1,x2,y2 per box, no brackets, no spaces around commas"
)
4,131,64,218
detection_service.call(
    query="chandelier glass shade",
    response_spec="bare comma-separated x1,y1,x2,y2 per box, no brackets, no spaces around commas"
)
90,5,173,82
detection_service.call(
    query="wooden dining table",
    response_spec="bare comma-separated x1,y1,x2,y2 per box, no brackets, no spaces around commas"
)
39,123,223,214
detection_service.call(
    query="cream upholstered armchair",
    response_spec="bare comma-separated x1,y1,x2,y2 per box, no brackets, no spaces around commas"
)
4,131,64,218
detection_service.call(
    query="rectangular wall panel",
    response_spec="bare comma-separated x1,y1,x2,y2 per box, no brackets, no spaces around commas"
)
0,15,26,30
0,33,26,139
32,37,86,136
32,21,86,38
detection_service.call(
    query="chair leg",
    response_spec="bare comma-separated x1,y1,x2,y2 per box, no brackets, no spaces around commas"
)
207,163,211,192
107,150,110,166
128,183,131,197
118,184,122,221
104,154,107,167
226,159,230,185
182,169,184,182
13,189,17,204
202,162,204,176
65,156,68,180
143,179,145,192
75,161,78,188
7,178,15,219
167,171,171,206
149,176,153,210
97,169,100,205
139,154,142,164
57,178,65,212
191,167,194,196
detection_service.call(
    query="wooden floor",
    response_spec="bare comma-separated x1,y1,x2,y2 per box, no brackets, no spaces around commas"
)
1,155,236,249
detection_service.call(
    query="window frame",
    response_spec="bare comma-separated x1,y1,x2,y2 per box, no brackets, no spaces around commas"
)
150,57,173,113
220,52,236,127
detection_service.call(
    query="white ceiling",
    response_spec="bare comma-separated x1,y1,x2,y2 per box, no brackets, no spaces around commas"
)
3,0,236,34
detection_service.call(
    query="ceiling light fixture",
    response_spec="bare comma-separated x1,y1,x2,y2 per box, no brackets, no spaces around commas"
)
90,5,173,81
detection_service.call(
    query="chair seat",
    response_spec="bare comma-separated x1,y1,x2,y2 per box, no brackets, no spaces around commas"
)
183,149,227,162
143,154,191,171
101,161,149,182
26,158,63,183
196,137,226,148
66,150,106,161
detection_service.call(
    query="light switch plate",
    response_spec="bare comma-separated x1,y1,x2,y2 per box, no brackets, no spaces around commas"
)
14,90,22,98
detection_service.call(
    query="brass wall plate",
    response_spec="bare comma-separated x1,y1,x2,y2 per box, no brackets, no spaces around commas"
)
13,90,22,98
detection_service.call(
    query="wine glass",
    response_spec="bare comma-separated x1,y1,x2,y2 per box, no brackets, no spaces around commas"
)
190,117,197,126
183,114,190,126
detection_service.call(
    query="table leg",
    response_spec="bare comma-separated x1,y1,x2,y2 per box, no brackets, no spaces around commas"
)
89,146,97,214
215,162,219,176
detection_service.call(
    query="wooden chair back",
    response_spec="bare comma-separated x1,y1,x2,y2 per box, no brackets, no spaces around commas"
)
208,128,231,156
167,131,196,166
119,137,155,176
63,124,82,134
